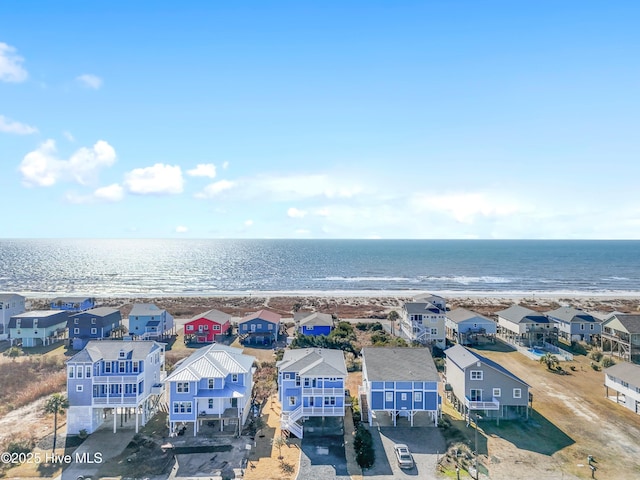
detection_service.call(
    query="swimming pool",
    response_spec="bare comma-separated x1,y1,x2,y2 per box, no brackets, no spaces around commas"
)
528,347,545,358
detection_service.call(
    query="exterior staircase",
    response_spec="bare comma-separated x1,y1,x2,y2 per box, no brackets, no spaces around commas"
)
281,404,304,438
359,393,369,425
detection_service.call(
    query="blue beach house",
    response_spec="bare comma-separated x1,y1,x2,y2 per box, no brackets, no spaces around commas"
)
66,340,166,434
277,348,347,438
164,344,255,436
361,347,441,427
128,303,175,339
51,296,96,312
69,307,122,349
239,309,281,345
294,311,334,336
8,310,68,347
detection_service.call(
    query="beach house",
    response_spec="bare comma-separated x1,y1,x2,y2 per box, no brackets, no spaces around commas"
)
0,293,26,340
445,344,530,421
604,362,640,414
66,340,166,434
399,293,447,348
239,309,281,346
164,344,255,436
183,309,231,344
277,348,347,438
50,296,96,312
495,305,554,347
8,310,68,347
360,347,440,427
68,307,122,350
600,313,640,363
445,308,497,345
128,303,175,340
294,311,334,336
545,306,601,344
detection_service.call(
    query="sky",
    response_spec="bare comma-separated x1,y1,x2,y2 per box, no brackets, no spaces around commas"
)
1,1,639,239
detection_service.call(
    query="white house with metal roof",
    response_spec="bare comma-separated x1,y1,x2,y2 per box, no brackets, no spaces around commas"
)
604,362,640,414
66,340,166,434
164,344,255,436
360,347,440,427
277,348,347,438
399,293,447,348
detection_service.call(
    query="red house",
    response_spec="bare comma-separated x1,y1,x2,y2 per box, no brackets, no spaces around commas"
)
183,309,232,343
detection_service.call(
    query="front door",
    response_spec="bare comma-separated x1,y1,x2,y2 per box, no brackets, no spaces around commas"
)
470,389,482,402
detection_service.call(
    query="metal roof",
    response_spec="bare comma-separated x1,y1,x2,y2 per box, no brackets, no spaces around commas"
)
67,340,164,363
495,305,549,324
277,348,347,376
447,308,494,325
164,344,254,383
605,361,640,386
445,344,529,387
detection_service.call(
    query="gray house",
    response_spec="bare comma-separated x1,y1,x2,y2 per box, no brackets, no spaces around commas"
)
0,293,26,339
601,313,640,363
399,294,447,348
545,306,601,344
445,308,497,345
445,344,530,422
69,306,122,350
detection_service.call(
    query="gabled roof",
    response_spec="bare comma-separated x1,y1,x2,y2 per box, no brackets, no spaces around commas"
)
404,302,444,315
362,347,438,382
9,310,69,328
295,312,334,328
445,344,529,387
129,303,163,316
495,305,549,324
51,296,94,303
165,344,254,383
447,308,494,325
187,309,231,324
67,340,164,364
277,348,346,377
605,361,640,386
603,313,640,334
240,309,281,324
71,307,120,318
0,293,25,302
545,307,599,324
412,293,445,303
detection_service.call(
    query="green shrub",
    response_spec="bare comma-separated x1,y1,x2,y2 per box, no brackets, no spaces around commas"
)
601,357,616,368
590,362,601,371
589,351,603,362
354,425,375,468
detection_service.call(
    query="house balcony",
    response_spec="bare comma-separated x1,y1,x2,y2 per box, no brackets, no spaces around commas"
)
602,330,630,342
464,396,500,411
301,405,345,417
150,383,163,395
93,374,143,384
92,394,142,406
302,387,344,396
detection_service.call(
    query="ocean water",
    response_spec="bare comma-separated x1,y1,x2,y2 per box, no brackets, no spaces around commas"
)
0,239,639,297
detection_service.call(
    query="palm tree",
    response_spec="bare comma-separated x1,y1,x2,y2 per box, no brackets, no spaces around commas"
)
539,352,559,371
44,393,69,453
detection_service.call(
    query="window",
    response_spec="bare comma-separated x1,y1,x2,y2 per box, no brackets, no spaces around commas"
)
268,323,273,330
513,388,522,399
430,328,438,335
68,367,74,378
590,324,595,330
119,350,126,358
307,325,313,330
77,368,83,378
74,328,80,334
208,379,215,389
401,393,407,401
250,324,256,332
493,388,501,397
203,324,209,331
385,392,393,402
580,324,585,330
324,396,336,406
415,391,422,402
104,362,112,373
177,382,190,393
243,324,248,331
232,374,238,383
76,385,83,392
284,373,292,380
470,371,483,380
91,318,96,324
173,401,192,414
91,328,97,334
295,375,300,386
213,324,220,331
86,366,91,378
208,399,214,409
74,318,79,324
288,396,296,406
119,361,126,373
186,325,193,331
431,316,438,323
132,362,139,373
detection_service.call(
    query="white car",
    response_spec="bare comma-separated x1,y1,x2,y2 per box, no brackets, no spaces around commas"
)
393,443,414,469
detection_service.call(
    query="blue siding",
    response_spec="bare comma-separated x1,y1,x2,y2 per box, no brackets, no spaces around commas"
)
371,391,384,410
300,325,332,336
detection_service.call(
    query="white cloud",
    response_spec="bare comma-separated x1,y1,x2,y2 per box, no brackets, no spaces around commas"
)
175,225,189,233
244,219,254,227
0,115,37,134
222,161,229,169
0,43,28,82
63,131,75,142
19,139,116,187
195,179,236,198
76,74,103,89
94,184,124,202
187,163,217,178
255,174,363,200
287,207,307,218
410,192,521,223
124,163,184,195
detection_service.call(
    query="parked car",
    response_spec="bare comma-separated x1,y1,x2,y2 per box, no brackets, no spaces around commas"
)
393,443,414,469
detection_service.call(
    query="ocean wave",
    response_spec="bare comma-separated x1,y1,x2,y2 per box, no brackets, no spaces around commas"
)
419,275,513,285
321,276,418,283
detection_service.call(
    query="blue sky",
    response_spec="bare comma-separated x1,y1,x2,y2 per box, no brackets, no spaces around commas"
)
1,1,639,239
